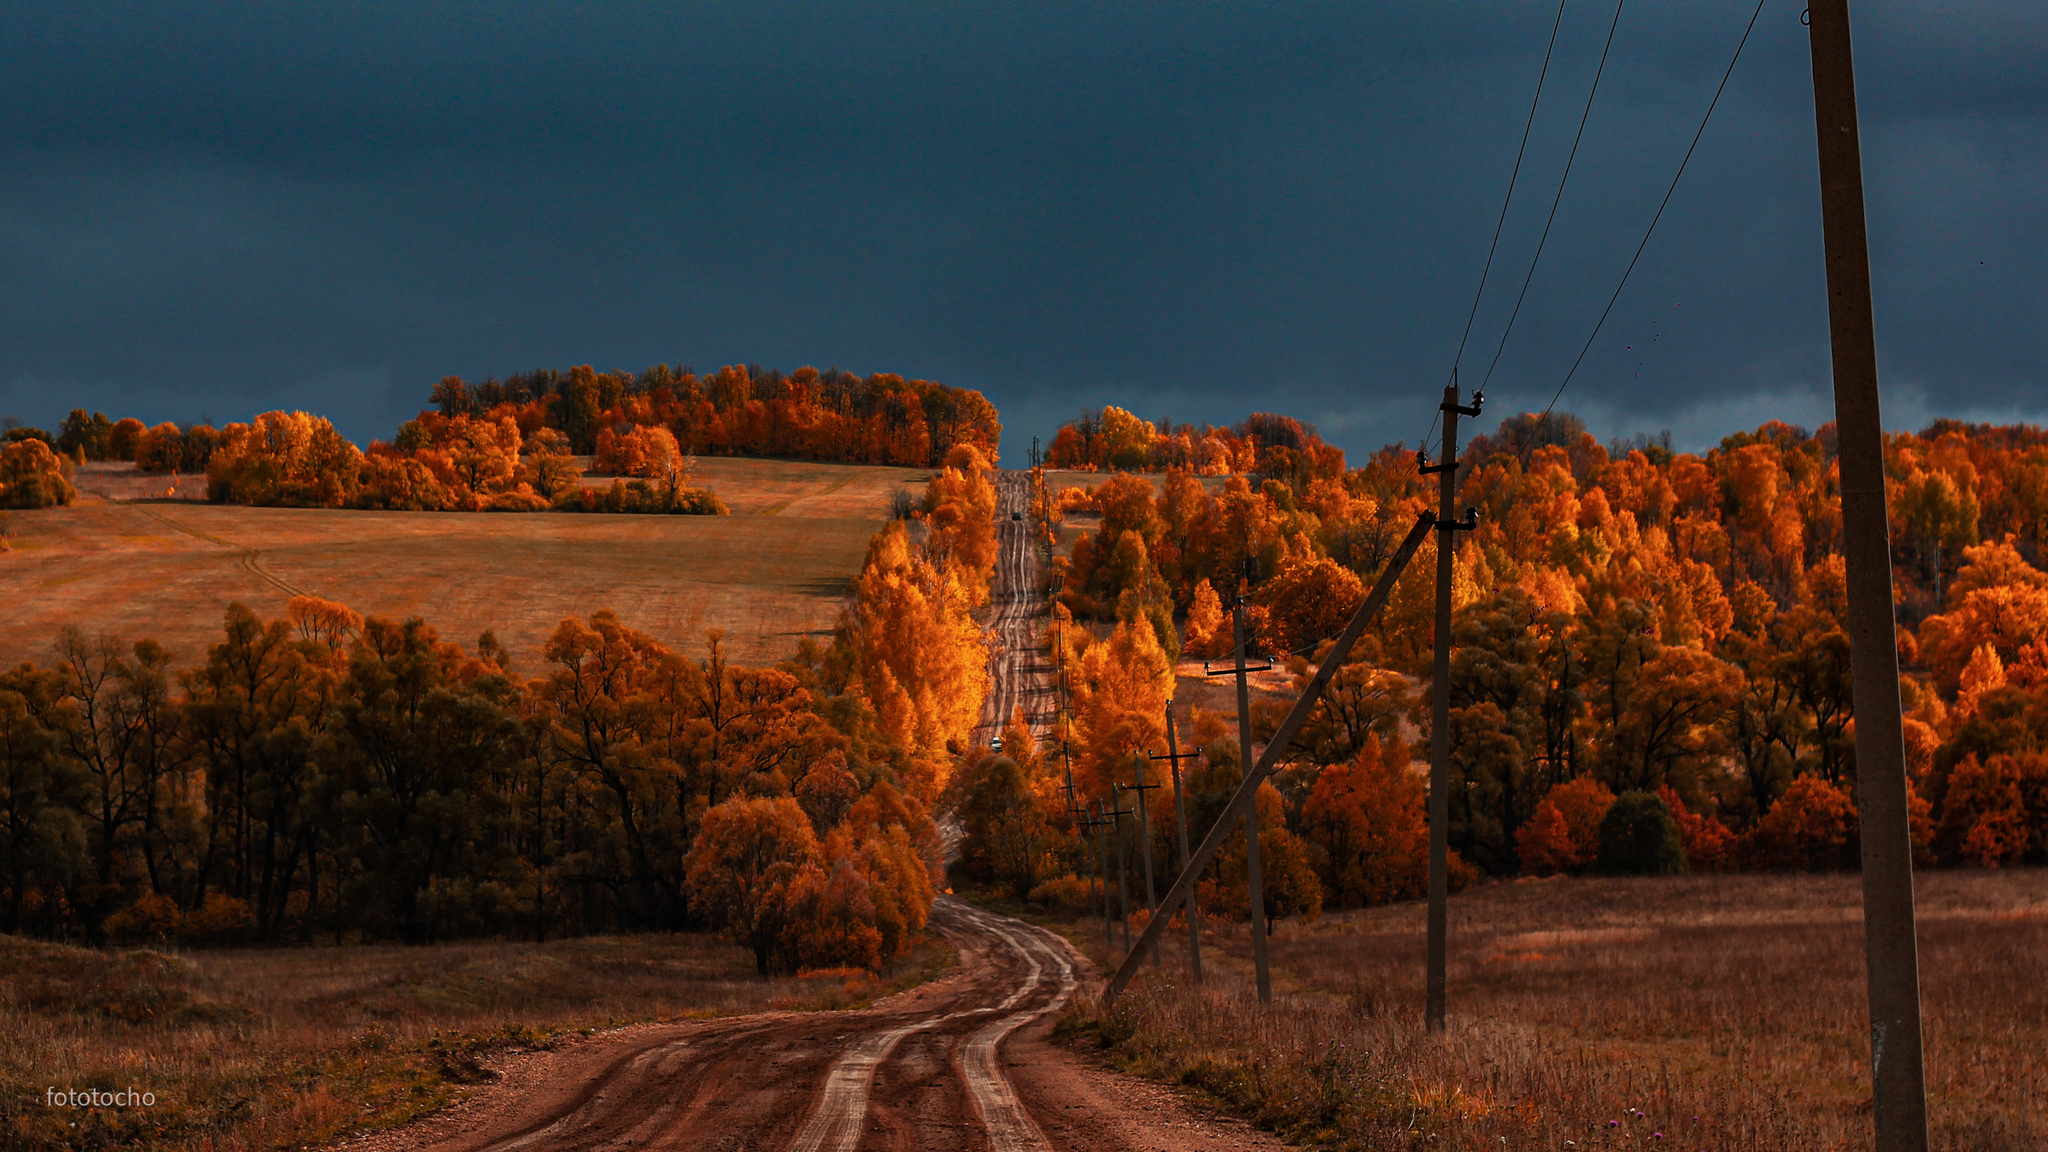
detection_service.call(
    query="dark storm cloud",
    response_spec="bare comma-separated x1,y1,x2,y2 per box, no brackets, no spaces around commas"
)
1,1,2042,456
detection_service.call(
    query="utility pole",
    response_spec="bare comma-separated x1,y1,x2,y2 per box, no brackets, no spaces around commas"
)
1419,382,1481,1034
1067,780,1099,932
1106,790,1135,957
1807,4,1929,1148
1088,801,1113,955
1206,559,1274,1003
1127,751,1163,967
1151,705,1203,981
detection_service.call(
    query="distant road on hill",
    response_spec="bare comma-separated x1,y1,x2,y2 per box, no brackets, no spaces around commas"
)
974,471,1058,750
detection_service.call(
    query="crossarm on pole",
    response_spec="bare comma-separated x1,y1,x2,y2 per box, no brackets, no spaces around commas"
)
1101,510,1436,1008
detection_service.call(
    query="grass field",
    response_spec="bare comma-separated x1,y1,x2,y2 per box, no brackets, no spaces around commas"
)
1062,869,2048,1151
2,929,953,1150
2,458,929,672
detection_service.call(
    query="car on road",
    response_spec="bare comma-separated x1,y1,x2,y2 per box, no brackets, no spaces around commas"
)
1010,511,1022,521
991,735,1004,752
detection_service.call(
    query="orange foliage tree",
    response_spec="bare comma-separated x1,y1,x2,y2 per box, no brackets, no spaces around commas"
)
1300,734,1427,905
0,438,75,509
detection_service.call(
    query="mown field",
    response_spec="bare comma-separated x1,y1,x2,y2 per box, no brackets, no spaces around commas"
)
2,458,929,671
1,929,953,1151
1060,868,2048,1152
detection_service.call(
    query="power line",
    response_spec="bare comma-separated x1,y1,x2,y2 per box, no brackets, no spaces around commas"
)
1541,0,1770,419
1425,0,1570,462
1476,0,1630,395
1449,0,1571,379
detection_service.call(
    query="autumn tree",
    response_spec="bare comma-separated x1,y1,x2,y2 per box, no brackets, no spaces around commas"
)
56,409,114,461
43,629,185,938
1258,555,1365,656
0,667,78,933
1300,733,1426,905
0,438,76,509
683,795,820,973
839,523,988,792
920,444,1000,602
1750,775,1856,871
518,427,584,499
179,603,346,935
1595,791,1687,875
207,411,365,507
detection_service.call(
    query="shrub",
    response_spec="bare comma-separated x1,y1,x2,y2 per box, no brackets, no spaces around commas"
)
1596,791,1687,875
482,486,552,512
102,893,184,942
1027,874,1093,914
184,894,256,942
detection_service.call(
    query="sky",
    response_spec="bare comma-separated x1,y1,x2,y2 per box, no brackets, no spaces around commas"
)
1,1,2043,461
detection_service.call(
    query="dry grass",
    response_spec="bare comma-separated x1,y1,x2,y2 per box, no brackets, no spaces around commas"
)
1062,869,2048,1151
1,930,954,1151
4,457,930,671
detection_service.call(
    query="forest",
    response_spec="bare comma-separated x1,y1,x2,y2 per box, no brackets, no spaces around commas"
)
0,447,1000,972
954,407,2048,917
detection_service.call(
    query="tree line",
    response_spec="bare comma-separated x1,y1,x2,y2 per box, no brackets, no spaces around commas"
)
424,363,1001,469
977,415,2048,927
0,449,1001,969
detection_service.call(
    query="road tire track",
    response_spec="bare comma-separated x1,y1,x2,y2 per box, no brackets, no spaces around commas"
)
975,472,1052,748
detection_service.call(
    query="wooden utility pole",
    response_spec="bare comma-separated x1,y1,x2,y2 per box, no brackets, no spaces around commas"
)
1420,383,1481,1033
1067,780,1100,935
1107,790,1135,956
1089,801,1113,955
1152,706,1203,981
1127,752,1163,966
1206,565,1275,1002
1806,4,1929,1147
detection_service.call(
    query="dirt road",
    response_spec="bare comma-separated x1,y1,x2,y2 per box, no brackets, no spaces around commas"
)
973,471,1058,747
342,470,1286,1152
348,898,1283,1152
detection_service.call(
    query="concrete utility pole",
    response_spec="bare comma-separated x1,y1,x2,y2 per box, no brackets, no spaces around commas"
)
1151,706,1203,981
1205,564,1274,1002
1806,4,1929,1147
1419,382,1481,1034
1127,751,1163,966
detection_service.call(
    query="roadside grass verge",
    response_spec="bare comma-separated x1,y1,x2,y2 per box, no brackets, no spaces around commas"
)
2,929,955,1151
1056,869,2047,1151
